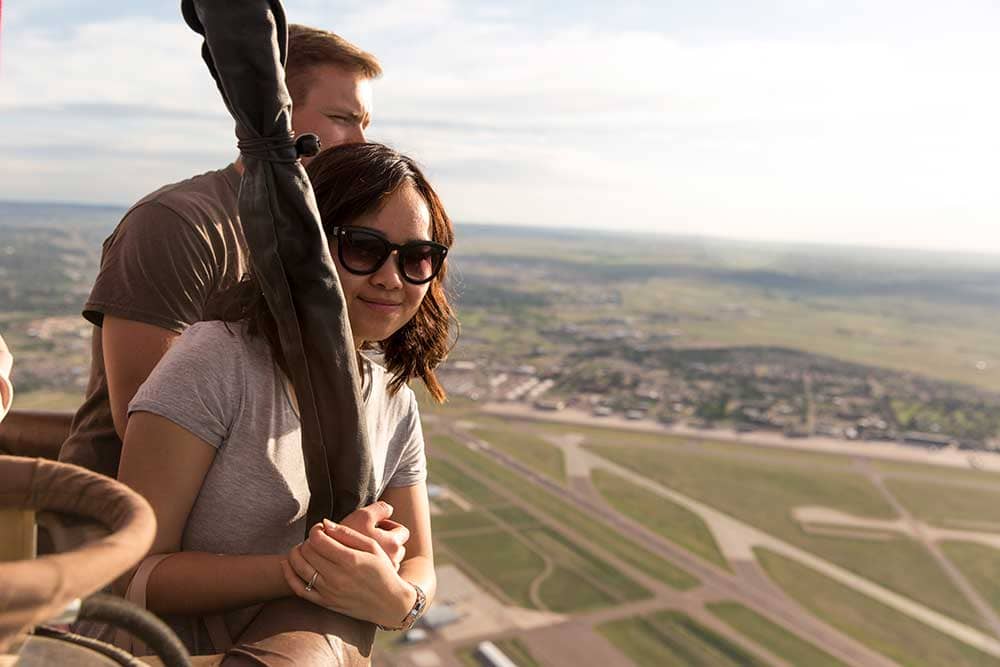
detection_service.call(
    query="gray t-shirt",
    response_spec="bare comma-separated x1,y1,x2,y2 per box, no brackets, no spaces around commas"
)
127,320,426,651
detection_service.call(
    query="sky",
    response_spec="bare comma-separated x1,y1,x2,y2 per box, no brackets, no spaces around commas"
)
1,1,999,253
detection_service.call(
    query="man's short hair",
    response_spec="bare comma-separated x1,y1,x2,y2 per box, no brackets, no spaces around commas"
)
286,24,382,105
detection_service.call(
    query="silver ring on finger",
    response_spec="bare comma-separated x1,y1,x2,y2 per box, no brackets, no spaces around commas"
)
304,570,319,592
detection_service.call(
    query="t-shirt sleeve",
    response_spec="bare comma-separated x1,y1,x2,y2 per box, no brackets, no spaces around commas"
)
84,202,217,333
127,322,245,449
386,390,428,488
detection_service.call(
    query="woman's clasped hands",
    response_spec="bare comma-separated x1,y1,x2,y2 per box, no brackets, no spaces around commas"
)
280,500,418,628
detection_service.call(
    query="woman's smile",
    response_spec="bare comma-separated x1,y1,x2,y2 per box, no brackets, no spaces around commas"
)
359,296,403,312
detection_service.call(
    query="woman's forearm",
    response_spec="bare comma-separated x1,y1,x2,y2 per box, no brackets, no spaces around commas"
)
397,555,436,613
144,552,293,615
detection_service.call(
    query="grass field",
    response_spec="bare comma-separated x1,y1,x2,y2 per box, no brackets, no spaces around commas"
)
598,610,769,667
756,548,996,667
658,280,1000,393
439,529,545,608
521,526,650,601
430,434,699,590
536,566,616,612
591,468,729,571
941,542,1000,618
469,425,567,483
436,521,631,612
873,460,1000,487
584,438,984,628
490,504,543,528
430,453,651,612
431,509,498,533
707,601,847,667
886,478,1000,530
429,456,509,506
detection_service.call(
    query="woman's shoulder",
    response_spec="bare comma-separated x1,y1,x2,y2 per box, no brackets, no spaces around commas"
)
364,355,418,412
166,320,260,372
182,319,247,344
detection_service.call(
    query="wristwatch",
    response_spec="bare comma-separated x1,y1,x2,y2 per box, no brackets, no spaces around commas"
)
379,582,427,632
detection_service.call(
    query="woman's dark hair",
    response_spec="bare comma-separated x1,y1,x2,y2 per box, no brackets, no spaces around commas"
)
212,142,456,402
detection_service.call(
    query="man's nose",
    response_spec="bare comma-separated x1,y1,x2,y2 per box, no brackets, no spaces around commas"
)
347,124,366,144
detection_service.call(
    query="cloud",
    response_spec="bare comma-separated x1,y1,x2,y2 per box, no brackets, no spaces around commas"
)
1,1,999,252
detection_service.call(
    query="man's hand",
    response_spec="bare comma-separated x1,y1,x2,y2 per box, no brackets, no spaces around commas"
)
337,501,410,570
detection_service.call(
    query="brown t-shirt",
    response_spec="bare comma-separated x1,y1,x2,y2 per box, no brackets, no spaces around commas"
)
60,165,248,476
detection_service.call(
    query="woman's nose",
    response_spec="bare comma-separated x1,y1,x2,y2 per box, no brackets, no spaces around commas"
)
371,250,404,288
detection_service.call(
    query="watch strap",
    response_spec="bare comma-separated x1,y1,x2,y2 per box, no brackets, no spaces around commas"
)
378,582,426,631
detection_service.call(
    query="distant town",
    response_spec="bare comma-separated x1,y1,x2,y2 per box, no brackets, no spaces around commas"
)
439,324,1000,452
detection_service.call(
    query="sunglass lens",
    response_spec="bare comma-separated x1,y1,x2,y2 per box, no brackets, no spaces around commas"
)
401,245,443,283
341,230,388,273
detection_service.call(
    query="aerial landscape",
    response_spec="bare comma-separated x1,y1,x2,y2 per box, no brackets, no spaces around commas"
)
3,0,1000,664
4,203,1000,666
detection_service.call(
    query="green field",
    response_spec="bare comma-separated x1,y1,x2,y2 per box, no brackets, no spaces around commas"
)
756,548,996,667
431,509,497,533
886,478,1000,530
591,468,729,571
490,504,543,528
584,438,983,628
521,526,650,601
598,610,769,667
430,434,699,590
941,542,1000,618
429,456,509,506
707,601,847,667
430,447,652,611
873,460,1000,487
468,425,567,483
439,529,545,608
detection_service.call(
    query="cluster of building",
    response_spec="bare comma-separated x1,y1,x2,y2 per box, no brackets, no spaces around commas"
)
437,343,1000,452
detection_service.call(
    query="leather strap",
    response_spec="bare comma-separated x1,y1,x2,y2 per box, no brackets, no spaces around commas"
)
116,553,174,654
115,553,234,654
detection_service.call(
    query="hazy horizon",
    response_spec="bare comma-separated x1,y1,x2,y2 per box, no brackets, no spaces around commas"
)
5,196,1000,263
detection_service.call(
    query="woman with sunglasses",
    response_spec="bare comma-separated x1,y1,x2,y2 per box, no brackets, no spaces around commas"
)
113,142,453,655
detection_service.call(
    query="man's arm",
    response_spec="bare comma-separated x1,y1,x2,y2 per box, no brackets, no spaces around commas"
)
103,317,179,441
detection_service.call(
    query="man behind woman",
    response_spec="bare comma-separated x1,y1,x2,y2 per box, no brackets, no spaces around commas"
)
115,142,451,655
54,23,454,662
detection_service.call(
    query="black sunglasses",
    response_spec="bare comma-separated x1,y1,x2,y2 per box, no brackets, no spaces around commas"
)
331,226,448,285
